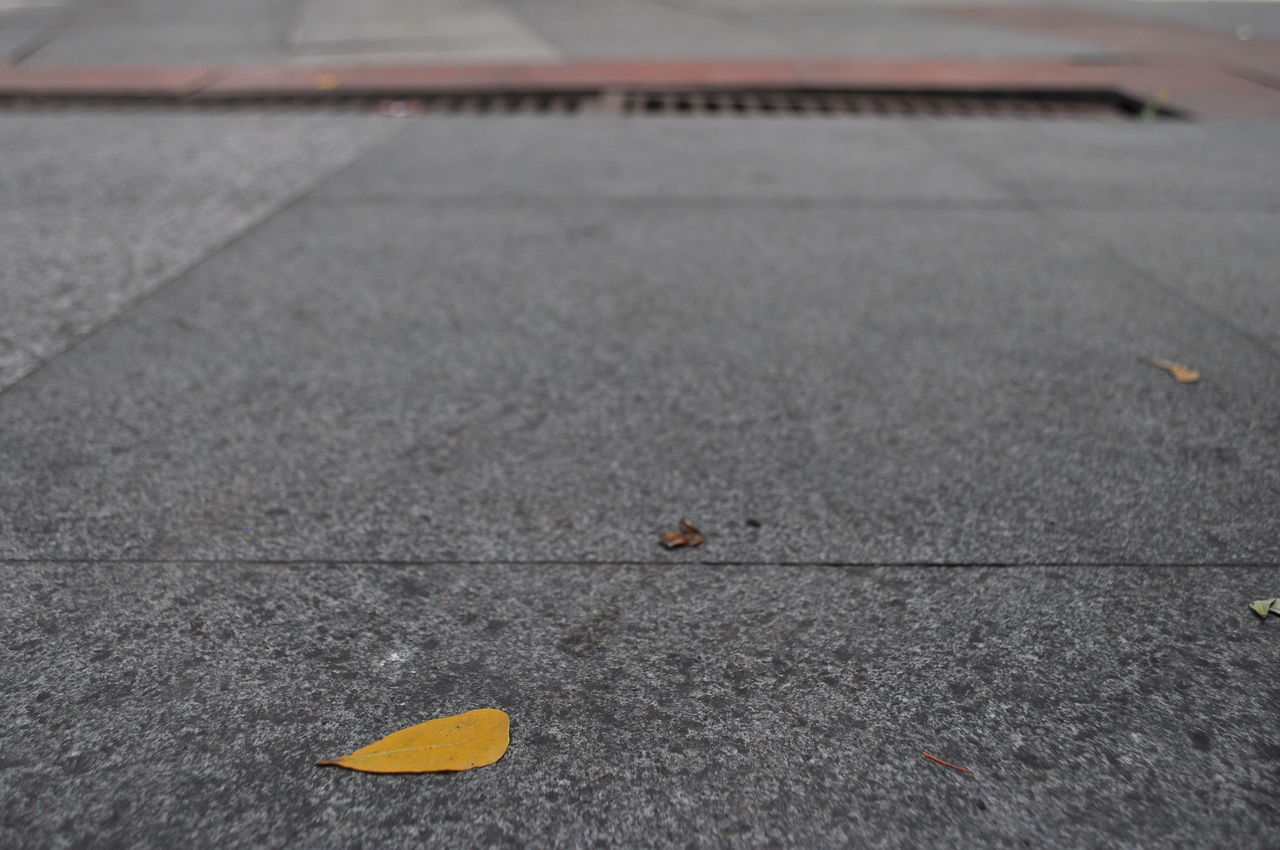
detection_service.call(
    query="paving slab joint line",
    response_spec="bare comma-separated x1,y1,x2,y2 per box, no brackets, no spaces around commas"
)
0,121,411,401
0,558,1273,569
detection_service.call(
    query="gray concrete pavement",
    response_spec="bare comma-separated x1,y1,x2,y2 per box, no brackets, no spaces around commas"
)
0,113,401,390
1,112,1278,848
2,117,1278,567
10,0,1280,67
2,563,1277,848
3,0,1280,845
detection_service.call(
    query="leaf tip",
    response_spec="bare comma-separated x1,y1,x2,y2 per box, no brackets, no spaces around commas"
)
1249,599,1275,619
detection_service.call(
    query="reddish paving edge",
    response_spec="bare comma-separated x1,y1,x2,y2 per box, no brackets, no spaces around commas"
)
0,57,1279,119
0,65,218,95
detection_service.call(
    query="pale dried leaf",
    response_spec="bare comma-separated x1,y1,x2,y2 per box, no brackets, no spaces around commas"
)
1142,357,1200,383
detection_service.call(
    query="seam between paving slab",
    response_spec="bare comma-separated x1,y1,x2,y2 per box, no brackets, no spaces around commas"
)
0,120,412,402
1,558,1276,568
270,195,1280,214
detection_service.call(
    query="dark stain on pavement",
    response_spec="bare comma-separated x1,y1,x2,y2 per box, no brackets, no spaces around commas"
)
559,601,622,656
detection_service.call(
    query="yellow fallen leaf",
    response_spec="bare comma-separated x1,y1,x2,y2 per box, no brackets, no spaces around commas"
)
1249,598,1278,619
1142,357,1200,383
316,708,509,773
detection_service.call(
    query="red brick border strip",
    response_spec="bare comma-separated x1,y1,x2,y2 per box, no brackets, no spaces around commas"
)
0,66,217,96
1,57,1278,119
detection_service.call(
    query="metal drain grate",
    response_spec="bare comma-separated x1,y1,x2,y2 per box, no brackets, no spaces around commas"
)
618,88,1172,119
0,87,1181,119
0,90,595,115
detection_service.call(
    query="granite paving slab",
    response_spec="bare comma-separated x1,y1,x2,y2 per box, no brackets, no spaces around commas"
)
912,120,1280,212
1050,209,1280,354
310,117,1008,204
493,0,1097,61
286,0,559,62
0,113,401,390
1,118,1276,564
2,562,1277,848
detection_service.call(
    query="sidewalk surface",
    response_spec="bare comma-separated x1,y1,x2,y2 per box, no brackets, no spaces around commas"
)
1,1,1278,848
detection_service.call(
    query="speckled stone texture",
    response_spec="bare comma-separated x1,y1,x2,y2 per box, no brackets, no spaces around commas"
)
3,112,1279,849
2,564,1277,848
0,113,400,389
1,120,1277,565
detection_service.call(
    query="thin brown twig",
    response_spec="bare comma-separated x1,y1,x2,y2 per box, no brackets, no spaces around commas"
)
923,752,973,774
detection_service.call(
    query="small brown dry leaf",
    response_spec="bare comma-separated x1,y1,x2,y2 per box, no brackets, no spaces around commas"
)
316,708,509,774
678,520,705,547
1141,357,1200,383
661,520,705,549
661,531,689,549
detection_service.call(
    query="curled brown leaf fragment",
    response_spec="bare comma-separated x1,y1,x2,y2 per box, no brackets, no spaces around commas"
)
661,531,689,549
678,520,705,547
1141,357,1200,383
660,520,705,549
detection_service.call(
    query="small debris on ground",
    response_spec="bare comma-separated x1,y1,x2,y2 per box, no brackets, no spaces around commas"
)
1140,357,1200,383
922,752,972,774
661,520,705,549
661,530,689,549
1138,88,1171,121
746,517,763,528
1249,598,1280,618
679,519,705,546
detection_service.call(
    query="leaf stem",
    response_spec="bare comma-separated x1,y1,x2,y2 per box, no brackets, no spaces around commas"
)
922,752,973,774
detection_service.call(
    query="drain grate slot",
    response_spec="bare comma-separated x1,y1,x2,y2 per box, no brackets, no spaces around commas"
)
0,89,595,115
619,87,1173,119
0,86,1183,120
